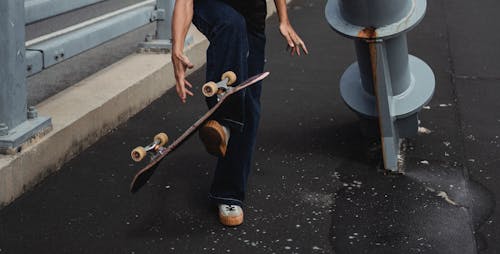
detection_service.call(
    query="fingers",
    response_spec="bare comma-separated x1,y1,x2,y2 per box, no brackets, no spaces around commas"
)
176,79,194,104
184,79,194,97
300,42,309,55
181,55,194,69
173,53,195,103
286,31,308,56
176,79,187,103
294,38,307,56
288,40,305,56
285,34,295,49
184,79,193,89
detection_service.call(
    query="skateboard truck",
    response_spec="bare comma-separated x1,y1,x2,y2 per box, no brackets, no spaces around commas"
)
131,133,169,162
202,71,237,99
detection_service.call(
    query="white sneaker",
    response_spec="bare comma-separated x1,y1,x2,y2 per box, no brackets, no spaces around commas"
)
218,204,244,226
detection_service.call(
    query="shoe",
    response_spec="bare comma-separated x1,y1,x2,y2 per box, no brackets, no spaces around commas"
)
218,204,244,226
199,120,230,157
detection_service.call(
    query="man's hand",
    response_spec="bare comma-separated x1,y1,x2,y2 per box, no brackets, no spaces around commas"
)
279,22,309,56
172,52,194,103
171,0,194,103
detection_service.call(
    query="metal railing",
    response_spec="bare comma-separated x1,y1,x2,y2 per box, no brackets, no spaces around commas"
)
25,0,107,25
0,0,176,153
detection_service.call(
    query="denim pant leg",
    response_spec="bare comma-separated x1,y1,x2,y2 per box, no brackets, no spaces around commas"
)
193,0,266,206
209,28,266,206
192,0,248,129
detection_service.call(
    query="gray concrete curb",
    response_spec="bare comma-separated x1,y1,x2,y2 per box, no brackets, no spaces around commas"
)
0,0,282,208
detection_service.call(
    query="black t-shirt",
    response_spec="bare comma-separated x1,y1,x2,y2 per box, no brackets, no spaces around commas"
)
222,0,267,31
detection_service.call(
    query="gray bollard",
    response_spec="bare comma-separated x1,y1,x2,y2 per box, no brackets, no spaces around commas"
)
325,0,435,171
0,0,52,153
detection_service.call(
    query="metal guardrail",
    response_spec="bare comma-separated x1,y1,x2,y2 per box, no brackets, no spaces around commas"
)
25,0,107,24
25,0,157,77
0,0,176,153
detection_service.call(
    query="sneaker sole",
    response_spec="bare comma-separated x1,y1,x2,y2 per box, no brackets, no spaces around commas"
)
199,120,227,157
219,213,244,226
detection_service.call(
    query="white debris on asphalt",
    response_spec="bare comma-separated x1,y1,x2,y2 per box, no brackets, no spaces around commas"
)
436,191,458,206
439,103,453,107
418,127,432,134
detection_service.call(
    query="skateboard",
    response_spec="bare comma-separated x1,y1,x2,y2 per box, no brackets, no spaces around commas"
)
129,71,270,193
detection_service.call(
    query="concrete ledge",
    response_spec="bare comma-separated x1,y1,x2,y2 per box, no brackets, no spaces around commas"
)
0,0,281,208
0,26,207,208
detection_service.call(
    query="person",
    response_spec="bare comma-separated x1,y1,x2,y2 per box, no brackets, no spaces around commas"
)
171,0,308,226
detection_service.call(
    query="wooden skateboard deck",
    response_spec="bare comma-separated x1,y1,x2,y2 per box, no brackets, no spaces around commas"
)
129,71,270,193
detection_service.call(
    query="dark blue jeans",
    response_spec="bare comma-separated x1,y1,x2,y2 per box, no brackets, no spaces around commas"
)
192,0,266,206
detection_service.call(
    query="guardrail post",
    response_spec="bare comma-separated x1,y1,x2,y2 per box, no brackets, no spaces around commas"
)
0,0,52,154
325,0,435,171
139,0,174,52
139,0,192,52
156,0,174,42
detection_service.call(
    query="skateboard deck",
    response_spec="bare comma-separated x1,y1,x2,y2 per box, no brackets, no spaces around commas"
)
129,71,270,193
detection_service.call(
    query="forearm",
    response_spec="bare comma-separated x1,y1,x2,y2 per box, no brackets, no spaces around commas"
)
274,0,290,25
172,0,194,57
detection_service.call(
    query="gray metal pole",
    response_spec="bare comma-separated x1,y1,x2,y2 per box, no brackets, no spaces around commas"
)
325,0,435,171
354,36,412,97
0,0,51,153
139,0,192,52
156,0,174,41
139,0,174,52
0,0,28,131
339,0,412,28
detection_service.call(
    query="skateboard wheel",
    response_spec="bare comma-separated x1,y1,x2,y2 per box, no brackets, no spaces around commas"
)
221,71,237,86
154,133,169,146
131,146,147,162
202,82,218,97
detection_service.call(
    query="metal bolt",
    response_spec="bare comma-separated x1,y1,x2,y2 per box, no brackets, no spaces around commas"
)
27,106,38,119
0,123,8,136
27,64,33,72
150,13,157,22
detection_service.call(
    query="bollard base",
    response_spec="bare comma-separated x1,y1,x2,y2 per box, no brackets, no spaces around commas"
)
0,117,52,155
340,55,435,120
138,39,172,53
138,36,194,54
359,114,419,138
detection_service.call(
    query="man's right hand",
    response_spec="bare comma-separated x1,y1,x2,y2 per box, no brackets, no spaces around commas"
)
172,52,194,103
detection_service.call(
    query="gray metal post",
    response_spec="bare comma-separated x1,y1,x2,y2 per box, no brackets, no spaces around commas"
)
0,0,52,154
139,0,174,52
139,0,193,52
156,0,174,41
325,0,435,171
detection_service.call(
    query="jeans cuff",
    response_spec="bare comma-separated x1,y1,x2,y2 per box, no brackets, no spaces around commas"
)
208,194,243,206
